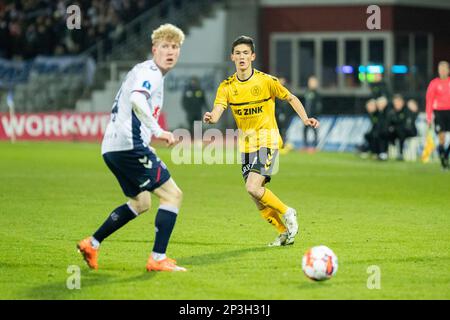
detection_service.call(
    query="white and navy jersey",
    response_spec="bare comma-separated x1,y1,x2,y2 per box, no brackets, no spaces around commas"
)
101,59,164,154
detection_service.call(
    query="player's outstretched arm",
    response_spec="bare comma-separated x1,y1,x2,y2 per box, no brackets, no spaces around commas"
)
286,94,320,129
203,105,225,124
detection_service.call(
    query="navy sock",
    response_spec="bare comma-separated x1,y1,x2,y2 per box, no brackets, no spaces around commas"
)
438,145,445,159
93,204,137,243
438,145,445,155
437,145,446,168
152,206,178,254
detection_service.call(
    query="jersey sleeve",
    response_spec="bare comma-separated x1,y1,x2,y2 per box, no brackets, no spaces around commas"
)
270,76,291,100
130,68,158,99
130,91,163,137
213,81,229,109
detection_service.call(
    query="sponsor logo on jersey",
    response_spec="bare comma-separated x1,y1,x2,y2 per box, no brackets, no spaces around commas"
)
251,85,262,96
142,81,151,90
234,106,263,116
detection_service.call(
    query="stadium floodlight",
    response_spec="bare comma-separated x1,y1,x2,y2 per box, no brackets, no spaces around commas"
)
358,65,384,74
336,65,354,74
391,65,408,74
366,65,384,74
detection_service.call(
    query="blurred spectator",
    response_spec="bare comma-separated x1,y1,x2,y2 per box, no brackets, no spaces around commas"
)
374,96,390,161
303,75,322,151
0,9,8,57
369,73,389,99
36,18,52,55
406,99,419,139
387,94,411,160
24,24,38,58
361,95,419,162
0,0,158,60
182,76,207,134
359,98,378,158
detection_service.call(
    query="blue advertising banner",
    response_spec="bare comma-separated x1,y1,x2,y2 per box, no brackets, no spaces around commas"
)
0,56,96,88
286,113,429,157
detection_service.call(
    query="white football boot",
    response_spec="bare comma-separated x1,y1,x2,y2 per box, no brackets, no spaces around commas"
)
283,207,298,245
268,231,289,247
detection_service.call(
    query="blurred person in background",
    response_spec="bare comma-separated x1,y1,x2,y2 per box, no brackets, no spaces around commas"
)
303,75,322,152
387,94,410,160
369,73,389,99
182,75,207,134
374,96,390,161
426,61,450,170
359,99,378,158
405,99,419,139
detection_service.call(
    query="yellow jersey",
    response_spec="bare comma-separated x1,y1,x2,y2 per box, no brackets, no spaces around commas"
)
214,69,291,153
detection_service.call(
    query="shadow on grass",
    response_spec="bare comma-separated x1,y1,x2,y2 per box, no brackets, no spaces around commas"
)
58,238,243,247
24,269,158,299
25,245,271,299
173,243,272,266
109,239,239,247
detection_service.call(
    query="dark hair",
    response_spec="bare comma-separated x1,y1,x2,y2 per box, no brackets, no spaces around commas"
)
231,35,255,53
393,93,404,100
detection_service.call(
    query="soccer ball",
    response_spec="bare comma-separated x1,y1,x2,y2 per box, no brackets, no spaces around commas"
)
302,245,338,281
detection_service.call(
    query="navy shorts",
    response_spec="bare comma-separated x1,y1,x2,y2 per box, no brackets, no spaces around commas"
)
103,147,171,198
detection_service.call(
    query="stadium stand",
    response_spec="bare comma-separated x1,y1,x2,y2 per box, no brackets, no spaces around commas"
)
0,0,167,59
0,0,220,111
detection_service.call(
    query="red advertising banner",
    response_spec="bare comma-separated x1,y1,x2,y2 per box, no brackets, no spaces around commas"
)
0,112,169,141
0,112,110,141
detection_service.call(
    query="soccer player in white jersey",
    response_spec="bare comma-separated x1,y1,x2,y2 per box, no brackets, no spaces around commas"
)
77,24,187,272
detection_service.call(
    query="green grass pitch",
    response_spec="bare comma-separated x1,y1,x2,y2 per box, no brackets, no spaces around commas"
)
0,141,449,299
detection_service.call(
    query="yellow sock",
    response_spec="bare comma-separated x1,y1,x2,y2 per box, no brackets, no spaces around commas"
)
259,207,287,233
260,188,288,214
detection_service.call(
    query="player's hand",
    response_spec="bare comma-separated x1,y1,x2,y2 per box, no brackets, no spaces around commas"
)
159,131,176,146
304,118,320,129
203,112,214,124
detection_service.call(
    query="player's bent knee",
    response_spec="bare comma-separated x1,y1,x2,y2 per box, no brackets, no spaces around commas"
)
175,188,183,202
167,187,183,207
245,183,260,199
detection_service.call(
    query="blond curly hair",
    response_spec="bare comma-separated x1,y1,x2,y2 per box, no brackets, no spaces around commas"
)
151,24,185,46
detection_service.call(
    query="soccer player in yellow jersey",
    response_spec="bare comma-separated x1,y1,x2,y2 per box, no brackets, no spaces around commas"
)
203,36,319,246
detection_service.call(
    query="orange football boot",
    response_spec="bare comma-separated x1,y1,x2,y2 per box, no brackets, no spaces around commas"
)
77,237,99,270
146,256,186,272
